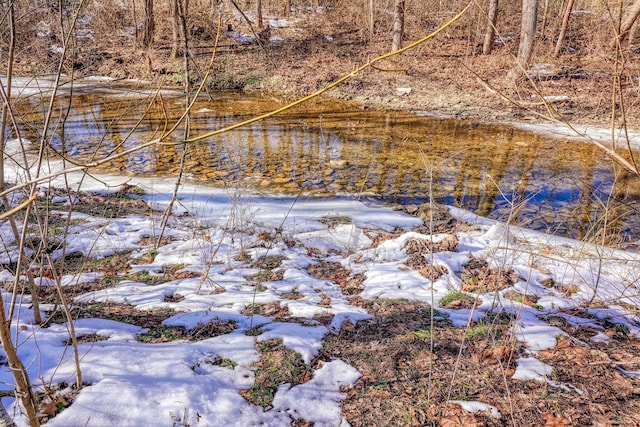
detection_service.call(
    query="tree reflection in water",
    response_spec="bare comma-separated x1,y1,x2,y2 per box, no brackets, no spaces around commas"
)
11,90,640,246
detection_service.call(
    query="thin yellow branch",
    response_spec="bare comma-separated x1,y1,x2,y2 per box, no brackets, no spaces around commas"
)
0,194,37,220
0,3,473,198
180,1,473,144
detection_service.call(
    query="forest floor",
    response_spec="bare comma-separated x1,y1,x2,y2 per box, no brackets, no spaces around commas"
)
21,6,639,134
5,6,640,427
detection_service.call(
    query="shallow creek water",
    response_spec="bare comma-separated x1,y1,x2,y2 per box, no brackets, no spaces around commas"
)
11,87,640,246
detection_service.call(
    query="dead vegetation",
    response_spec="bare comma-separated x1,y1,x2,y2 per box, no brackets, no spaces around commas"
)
2,2,640,421
325,299,640,426
240,339,313,409
1,185,639,425
5,1,640,129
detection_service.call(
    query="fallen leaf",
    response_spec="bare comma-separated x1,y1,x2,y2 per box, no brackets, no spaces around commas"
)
440,415,483,427
367,388,392,398
543,412,571,426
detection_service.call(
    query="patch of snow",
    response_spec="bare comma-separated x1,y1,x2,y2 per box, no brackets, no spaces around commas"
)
447,400,502,419
512,357,553,381
272,360,361,426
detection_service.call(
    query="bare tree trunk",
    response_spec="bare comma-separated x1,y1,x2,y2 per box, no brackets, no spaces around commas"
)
482,0,499,55
0,310,38,426
554,0,574,57
142,0,154,48
0,5,38,425
510,0,538,79
170,0,180,58
178,0,190,93
628,17,639,46
367,0,374,40
284,0,291,16
170,0,189,59
391,0,405,51
617,0,640,45
257,0,263,29
539,0,549,39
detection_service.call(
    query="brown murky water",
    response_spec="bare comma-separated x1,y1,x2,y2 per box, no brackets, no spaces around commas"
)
11,87,640,246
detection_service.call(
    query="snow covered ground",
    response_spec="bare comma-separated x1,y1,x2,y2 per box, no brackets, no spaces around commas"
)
0,166,639,425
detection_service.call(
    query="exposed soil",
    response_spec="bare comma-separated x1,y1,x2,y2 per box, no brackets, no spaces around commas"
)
324,301,640,426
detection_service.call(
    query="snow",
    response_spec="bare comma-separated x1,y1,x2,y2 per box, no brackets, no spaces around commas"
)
512,357,554,381
2,138,640,425
272,360,360,426
447,400,502,419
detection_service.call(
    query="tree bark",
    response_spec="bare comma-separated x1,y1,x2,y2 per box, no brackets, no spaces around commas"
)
510,0,538,79
482,0,499,55
142,0,154,48
257,0,263,29
284,0,291,16
0,300,38,426
617,0,640,45
0,5,37,425
170,0,180,58
391,0,405,51
368,0,374,40
554,0,574,57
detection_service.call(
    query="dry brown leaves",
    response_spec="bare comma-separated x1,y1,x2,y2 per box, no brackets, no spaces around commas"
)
72,192,151,218
319,293,332,306
306,261,365,295
475,345,517,367
38,395,72,421
539,336,589,362
251,255,287,269
542,412,572,426
503,289,539,306
405,253,449,281
460,258,519,293
243,301,291,319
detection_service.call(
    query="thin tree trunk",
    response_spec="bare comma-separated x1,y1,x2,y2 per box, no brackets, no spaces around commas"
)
616,0,640,45
0,5,37,425
170,0,180,58
368,0,374,40
628,18,639,46
391,0,405,51
284,0,291,16
142,0,154,48
509,0,538,79
554,0,574,57
482,0,499,55
179,0,190,93
0,310,38,426
539,0,549,39
257,0,263,29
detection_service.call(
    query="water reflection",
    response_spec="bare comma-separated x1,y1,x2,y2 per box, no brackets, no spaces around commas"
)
10,89,640,245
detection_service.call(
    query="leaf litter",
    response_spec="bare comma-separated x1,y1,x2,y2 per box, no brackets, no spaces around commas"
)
0,174,639,426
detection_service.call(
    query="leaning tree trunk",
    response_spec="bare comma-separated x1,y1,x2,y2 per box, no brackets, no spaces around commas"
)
391,0,405,51
554,0,574,57
615,0,640,46
142,0,154,48
509,0,538,79
0,3,38,425
482,0,499,55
